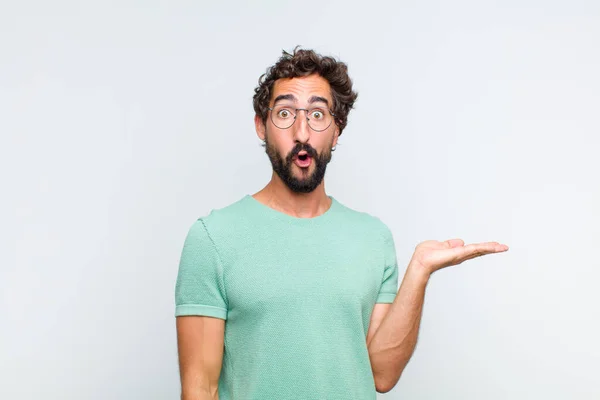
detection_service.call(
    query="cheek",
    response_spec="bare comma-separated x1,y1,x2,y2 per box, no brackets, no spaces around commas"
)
315,136,335,153
269,133,290,149
266,131,293,156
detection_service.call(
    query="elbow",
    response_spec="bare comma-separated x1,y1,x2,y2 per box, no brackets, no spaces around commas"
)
181,384,219,400
375,383,393,394
375,378,394,394
375,372,401,394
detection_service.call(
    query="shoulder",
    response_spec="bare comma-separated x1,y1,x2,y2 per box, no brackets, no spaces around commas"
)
199,195,250,225
333,198,394,240
184,195,253,245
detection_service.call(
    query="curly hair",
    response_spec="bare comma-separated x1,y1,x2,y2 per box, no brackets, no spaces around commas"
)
253,46,358,136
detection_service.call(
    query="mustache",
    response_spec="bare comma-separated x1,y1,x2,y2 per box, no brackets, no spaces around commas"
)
286,143,318,162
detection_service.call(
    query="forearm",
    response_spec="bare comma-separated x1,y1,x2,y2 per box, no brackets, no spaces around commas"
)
367,263,430,393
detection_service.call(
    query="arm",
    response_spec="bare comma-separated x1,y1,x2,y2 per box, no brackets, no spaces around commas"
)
367,263,428,393
367,239,509,393
176,316,225,400
175,219,230,399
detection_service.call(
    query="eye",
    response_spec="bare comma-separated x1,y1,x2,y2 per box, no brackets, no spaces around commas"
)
311,110,324,120
277,108,292,119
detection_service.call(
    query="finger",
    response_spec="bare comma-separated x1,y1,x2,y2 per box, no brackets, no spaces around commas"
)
460,252,495,263
444,239,465,248
467,242,508,252
454,242,508,261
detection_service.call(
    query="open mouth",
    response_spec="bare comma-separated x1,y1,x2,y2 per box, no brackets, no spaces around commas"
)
294,151,312,168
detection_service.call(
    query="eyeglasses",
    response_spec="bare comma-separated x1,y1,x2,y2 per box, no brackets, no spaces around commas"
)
267,104,336,132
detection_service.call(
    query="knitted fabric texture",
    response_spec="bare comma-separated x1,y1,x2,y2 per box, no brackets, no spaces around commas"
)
175,195,399,400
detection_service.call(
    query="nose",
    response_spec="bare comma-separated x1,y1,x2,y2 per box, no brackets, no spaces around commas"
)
292,109,311,144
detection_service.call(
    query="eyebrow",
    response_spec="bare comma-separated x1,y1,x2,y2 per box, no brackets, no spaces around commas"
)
308,96,329,106
272,94,330,107
273,94,296,104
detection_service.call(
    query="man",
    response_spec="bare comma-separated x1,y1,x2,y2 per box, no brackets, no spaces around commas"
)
175,47,508,400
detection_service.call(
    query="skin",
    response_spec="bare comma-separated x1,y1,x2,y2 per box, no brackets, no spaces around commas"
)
176,73,509,398
367,239,508,392
177,316,224,400
253,74,338,217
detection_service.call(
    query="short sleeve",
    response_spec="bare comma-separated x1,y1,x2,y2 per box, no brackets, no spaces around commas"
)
376,225,399,303
174,218,228,319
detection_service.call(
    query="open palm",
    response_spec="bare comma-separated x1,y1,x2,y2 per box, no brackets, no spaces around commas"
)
410,239,509,275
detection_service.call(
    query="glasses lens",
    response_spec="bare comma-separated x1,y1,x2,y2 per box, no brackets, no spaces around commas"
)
270,106,333,131
270,105,295,129
307,108,332,131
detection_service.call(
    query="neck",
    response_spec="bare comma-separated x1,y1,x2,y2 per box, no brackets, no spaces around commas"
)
252,172,332,218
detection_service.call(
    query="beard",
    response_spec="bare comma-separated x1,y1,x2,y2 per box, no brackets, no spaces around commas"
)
264,136,333,194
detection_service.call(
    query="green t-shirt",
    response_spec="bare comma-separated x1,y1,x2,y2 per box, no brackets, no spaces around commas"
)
175,195,399,399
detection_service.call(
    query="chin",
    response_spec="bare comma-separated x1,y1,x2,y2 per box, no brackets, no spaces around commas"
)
294,170,313,180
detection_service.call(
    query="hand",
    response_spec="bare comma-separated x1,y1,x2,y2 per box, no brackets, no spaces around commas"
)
409,239,509,277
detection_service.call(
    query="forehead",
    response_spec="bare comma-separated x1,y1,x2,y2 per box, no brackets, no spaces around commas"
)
271,74,332,104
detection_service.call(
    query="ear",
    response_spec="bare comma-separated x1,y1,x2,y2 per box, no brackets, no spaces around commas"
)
332,127,340,148
255,115,266,141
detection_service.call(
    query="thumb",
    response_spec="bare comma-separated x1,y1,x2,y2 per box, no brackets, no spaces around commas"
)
445,239,465,248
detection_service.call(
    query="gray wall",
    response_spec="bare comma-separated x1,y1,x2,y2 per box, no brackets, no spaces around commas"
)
1,1,598,399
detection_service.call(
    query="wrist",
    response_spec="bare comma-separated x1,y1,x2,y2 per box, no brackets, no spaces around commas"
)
406,260,432,283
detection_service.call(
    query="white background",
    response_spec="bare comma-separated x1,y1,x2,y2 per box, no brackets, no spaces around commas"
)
1,1,599,399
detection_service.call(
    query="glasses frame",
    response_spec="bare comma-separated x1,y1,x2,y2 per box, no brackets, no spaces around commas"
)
267,105,337,132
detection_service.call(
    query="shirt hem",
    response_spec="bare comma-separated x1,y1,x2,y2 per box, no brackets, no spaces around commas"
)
175,304,228,319
375,293,396,303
